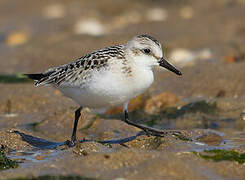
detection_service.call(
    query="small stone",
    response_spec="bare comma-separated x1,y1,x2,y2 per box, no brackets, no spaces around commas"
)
169,48,195,67
223,54,236,63
169,48,212,67
144,92,179,114
74,19,106,36
6,31,28,46
146,8,168,22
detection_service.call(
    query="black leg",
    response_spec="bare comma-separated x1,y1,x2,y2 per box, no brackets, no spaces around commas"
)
124,110,183,138
66,106,83,147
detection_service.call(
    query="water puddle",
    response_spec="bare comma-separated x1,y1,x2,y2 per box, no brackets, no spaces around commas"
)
4,128,244,167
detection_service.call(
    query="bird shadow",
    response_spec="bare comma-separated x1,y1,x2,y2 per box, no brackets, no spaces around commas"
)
12,130,146,150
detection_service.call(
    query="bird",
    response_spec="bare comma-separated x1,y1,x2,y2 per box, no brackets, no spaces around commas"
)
26,34,182,147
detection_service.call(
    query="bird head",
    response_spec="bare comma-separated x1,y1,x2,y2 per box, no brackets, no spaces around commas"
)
125,34,182,76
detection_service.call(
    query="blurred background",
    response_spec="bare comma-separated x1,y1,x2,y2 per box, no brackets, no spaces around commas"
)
0,0,245,96
0,0,244,74
0,0,245,179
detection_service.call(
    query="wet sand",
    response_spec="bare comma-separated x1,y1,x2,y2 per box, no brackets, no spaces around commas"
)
0,0,245,179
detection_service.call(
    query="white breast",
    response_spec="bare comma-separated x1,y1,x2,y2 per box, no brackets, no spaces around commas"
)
57,65,154,109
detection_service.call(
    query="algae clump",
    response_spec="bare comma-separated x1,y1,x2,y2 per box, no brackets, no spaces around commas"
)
160,100,217,119
0,148,18,170
194,149,245,164
0,74,32,83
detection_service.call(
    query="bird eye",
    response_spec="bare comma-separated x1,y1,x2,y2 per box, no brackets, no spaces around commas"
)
143,48,151,55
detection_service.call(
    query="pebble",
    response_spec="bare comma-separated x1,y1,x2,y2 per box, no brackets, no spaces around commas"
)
6,32,29,46
74,19,106,36
169,48,212,67
169,48,195,67
144,92,179,114
146,8,168,22
223,55,236,63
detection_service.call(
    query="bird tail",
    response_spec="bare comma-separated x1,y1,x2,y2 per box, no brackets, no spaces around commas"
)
24,73,49,86
24,73,45,81
24,70,56,86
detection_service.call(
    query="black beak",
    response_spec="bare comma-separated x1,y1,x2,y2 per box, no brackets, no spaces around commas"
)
158,58,182,76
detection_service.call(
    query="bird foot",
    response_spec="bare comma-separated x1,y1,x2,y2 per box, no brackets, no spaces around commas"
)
65,140,76,147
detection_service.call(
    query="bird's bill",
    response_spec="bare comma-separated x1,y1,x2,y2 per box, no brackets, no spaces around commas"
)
158,58,182,76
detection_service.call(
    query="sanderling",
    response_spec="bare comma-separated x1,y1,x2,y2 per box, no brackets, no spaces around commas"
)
26,34,182,147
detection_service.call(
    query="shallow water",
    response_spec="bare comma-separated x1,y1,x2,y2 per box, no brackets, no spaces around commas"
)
0,0,245,179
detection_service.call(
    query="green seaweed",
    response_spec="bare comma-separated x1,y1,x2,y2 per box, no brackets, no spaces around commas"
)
0,149,18,170
160,100,217,119
133,100,217,126
193,149,245,164
105,100,217,128
0,74,32,83
130,110,162,127
9,175,95,180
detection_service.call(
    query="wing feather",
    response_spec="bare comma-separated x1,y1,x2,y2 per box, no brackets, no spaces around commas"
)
29,45,124,87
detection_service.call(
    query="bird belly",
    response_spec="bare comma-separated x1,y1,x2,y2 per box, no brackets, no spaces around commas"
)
57,68,154,108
